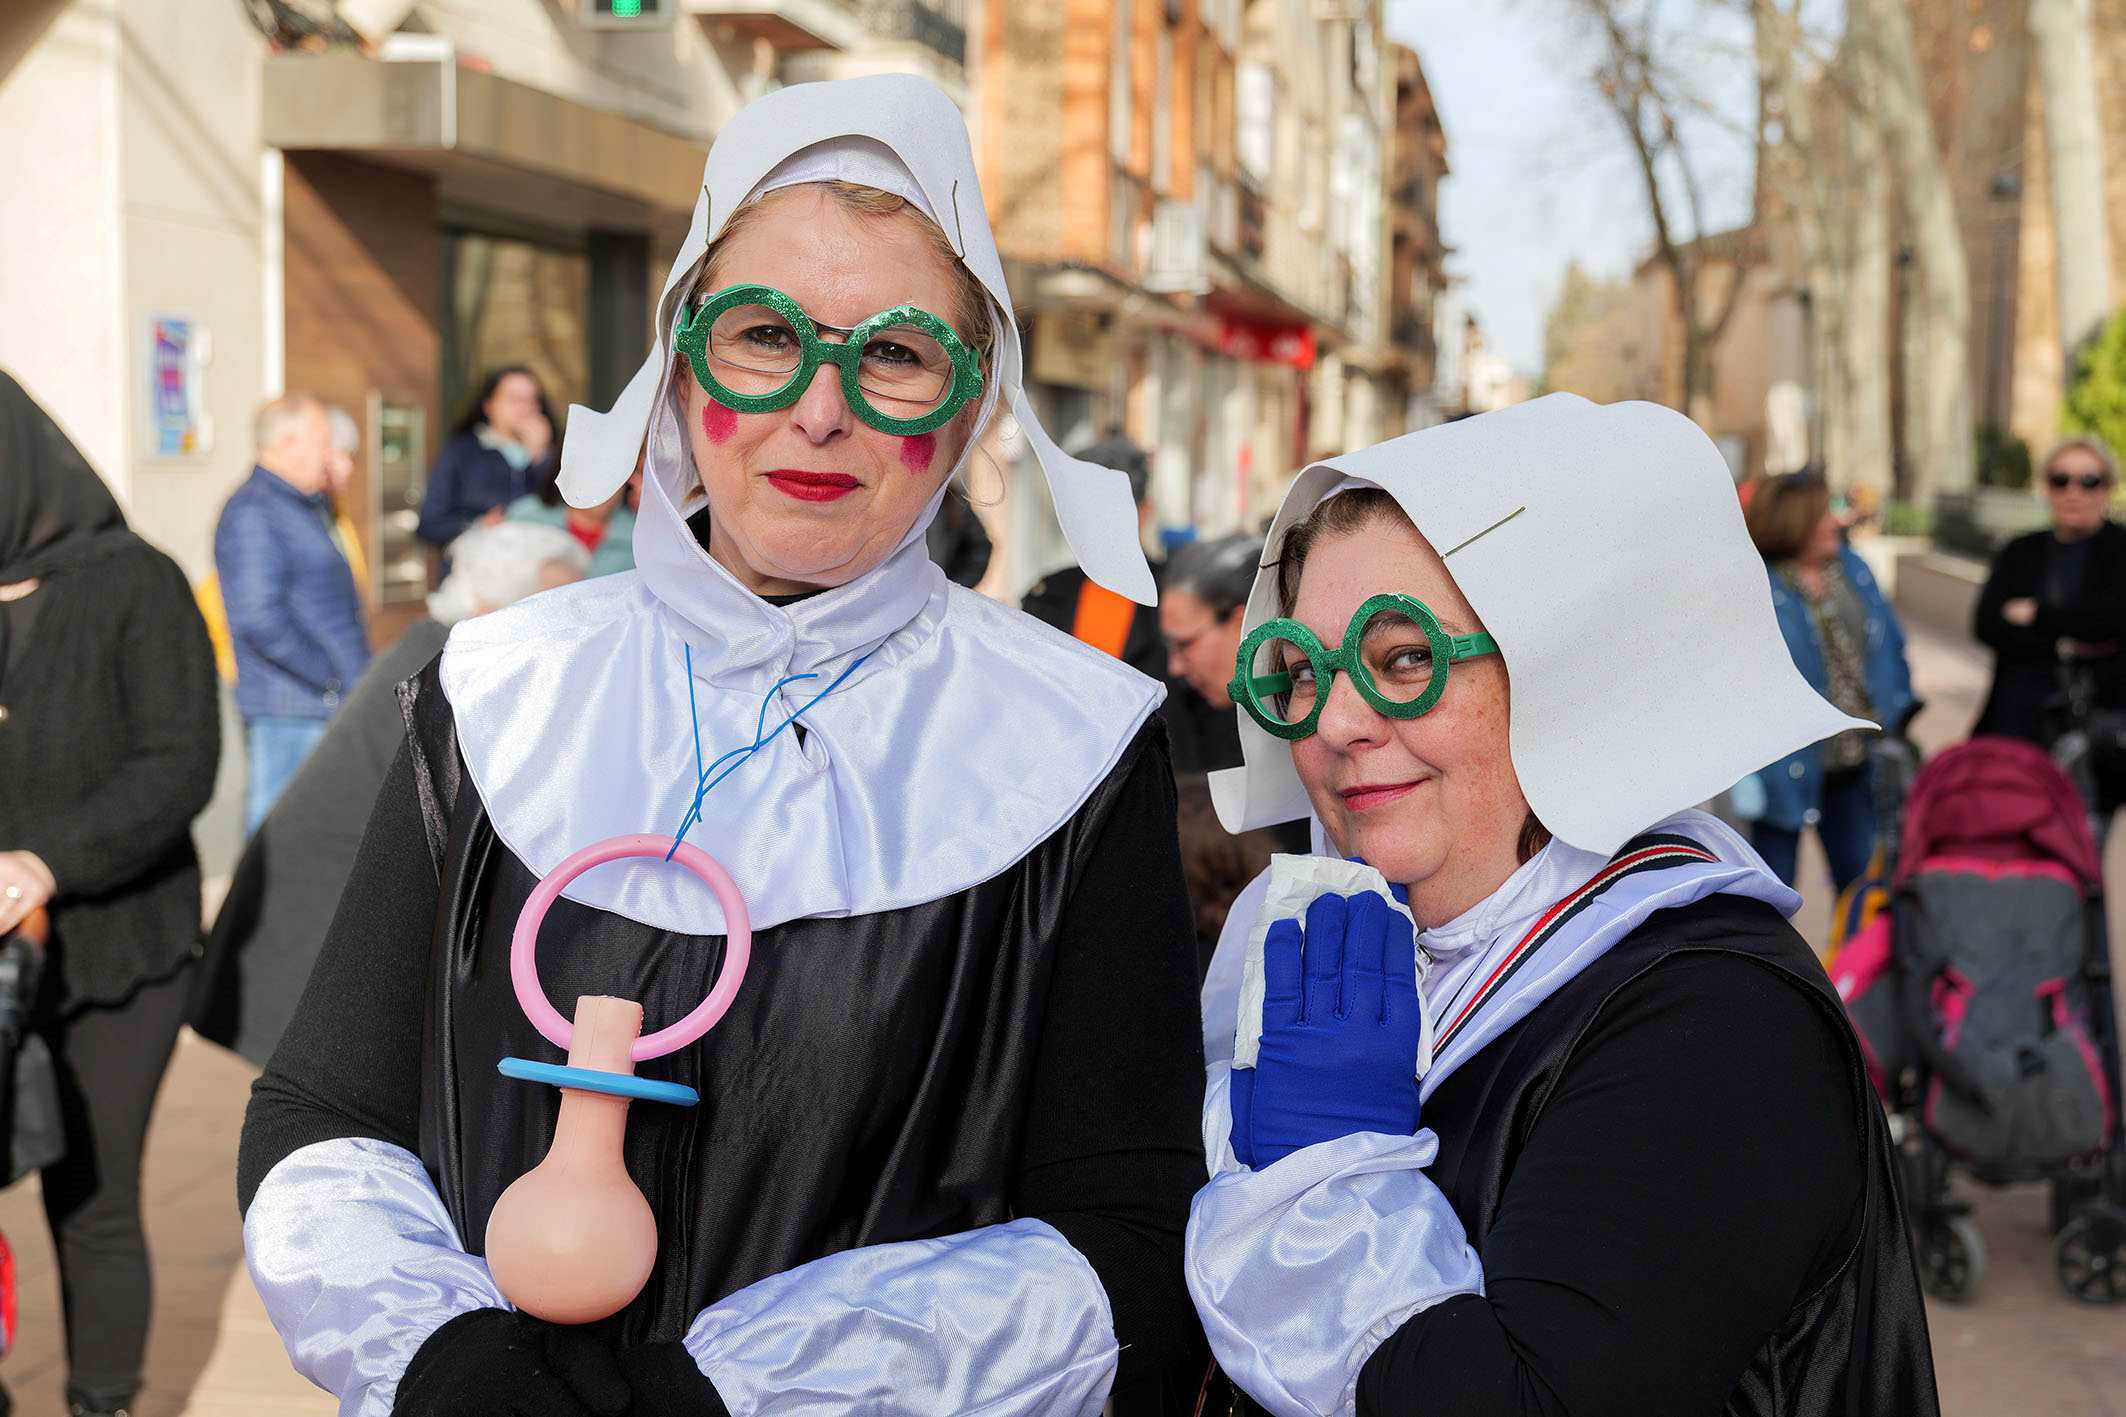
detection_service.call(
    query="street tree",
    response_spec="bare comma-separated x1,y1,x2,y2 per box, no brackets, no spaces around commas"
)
2028,0,2113,367
1754,0,1893,498
1567,0,1755,424
1845,0,1974,499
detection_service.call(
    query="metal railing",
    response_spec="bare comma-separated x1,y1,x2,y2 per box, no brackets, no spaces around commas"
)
859,0,966,63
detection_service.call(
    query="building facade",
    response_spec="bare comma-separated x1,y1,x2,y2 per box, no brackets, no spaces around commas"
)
973,0,1441,591
0,0,1449,858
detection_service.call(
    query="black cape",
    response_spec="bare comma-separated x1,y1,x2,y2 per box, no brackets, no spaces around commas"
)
1219,893,1939,1417
380,661,1208,1399
194,620,452,1065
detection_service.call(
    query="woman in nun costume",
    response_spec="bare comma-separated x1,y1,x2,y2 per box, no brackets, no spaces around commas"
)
238,76,1206,1416
1188,396,1939,1416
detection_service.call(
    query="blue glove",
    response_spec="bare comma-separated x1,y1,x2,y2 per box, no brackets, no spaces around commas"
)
1228,890,1423,1170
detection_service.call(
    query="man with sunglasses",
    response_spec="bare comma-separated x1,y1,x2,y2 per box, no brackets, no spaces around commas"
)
1974,437,2126,811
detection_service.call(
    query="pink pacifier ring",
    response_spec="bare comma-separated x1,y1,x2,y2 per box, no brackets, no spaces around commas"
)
510,834,753,1062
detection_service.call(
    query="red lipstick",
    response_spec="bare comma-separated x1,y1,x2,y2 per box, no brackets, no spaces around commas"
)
1340,781,1425,811
764,469,861,502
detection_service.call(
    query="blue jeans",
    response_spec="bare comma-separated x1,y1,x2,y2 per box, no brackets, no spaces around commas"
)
245,716,328,834
1750,764,1877,893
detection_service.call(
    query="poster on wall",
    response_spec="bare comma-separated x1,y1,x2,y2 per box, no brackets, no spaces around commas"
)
150,315,208,456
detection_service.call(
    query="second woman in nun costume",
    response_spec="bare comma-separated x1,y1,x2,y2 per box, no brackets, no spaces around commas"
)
1190,396,1940,1416
238,76,1207,1415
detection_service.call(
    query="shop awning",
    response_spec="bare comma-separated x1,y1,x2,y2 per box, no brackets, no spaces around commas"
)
262,52,709,229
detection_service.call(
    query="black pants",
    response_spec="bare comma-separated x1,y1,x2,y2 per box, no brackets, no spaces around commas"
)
35,962,192,1410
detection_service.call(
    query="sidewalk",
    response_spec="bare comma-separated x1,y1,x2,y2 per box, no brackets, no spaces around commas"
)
0,1031,332,1417
0,622,2117,1414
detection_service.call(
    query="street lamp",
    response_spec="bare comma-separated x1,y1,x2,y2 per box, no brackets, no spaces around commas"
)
1982,169,2021,484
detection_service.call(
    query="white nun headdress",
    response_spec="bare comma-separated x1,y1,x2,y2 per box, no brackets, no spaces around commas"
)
1208,394,1869,855
556,72,1154,604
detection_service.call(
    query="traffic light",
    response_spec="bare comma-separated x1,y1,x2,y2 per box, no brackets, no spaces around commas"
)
580,0,668,26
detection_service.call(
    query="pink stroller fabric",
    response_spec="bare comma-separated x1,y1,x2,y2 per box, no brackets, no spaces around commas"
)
1895,737,2102,893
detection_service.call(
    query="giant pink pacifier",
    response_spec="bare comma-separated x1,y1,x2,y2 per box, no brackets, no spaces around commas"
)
484,835,752,1324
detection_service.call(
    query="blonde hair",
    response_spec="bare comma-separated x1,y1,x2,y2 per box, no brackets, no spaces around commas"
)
692,181,996,364
2041,435,2119,486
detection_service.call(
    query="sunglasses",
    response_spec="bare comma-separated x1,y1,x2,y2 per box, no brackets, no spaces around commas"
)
2047,471,2111,493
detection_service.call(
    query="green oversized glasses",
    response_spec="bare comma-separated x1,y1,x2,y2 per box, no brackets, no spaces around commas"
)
674,283,986,436
1229,592,1501,741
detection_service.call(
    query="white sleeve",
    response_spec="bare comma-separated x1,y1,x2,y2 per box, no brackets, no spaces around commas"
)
243,1136,509,1417
1201,868,1271,1070
680,1218,1117,1416
1185,1064,1484,1417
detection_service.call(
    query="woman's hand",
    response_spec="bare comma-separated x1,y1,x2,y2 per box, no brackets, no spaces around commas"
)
392,1309,630,1417
2003,597,2039,627
0,852,55,938
1229,890,1422,1170
521,412,554,463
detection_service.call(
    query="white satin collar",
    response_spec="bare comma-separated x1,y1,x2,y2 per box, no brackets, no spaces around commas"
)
1414,836,1608,969
439,366,1163,936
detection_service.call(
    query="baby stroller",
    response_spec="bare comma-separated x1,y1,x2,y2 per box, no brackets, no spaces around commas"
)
1831,735,2126,1304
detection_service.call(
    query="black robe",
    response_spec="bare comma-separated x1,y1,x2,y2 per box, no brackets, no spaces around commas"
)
1216,894,1939,1416
240,660,1210,1407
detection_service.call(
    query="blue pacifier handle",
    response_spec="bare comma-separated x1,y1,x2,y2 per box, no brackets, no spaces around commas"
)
498,1057,700,1107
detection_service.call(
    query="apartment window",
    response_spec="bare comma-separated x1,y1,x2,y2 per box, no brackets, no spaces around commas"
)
1152,27,1173,193
1236,61,1273,185
1111,0,1134,164
1195,42,1213,166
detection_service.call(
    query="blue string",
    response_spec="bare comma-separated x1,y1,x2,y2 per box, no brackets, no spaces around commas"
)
665,644,874,860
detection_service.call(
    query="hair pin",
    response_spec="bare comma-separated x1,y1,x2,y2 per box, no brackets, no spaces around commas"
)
1442,506,1526,560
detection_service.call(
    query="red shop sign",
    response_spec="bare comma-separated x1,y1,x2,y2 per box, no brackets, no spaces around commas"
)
1216,317,1317,371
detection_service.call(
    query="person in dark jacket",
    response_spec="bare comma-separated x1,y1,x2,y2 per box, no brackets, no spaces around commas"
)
216,394,373,833
924,489,992,587
1973,436,2126,811
194,521,589,1067
1735,468,1916,889
0,370,222,1417
1160,532,1261,775
415,367,558,552
1020,428,1164,676
1189,399,1936,1417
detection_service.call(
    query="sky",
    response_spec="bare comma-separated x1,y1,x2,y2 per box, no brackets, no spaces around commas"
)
1384,0,1761,377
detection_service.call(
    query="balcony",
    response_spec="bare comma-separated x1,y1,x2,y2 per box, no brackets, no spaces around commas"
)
856,0,967,65
682,0,865,50
1238,181,1267,266
1392,312,1436,368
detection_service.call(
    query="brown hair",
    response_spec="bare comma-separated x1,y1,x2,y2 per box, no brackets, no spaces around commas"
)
1174,773,1283,973
694,181,995,365
1272,487,1553,863
1743,469,1831,563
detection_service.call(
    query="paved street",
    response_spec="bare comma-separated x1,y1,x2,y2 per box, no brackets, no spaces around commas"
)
0,621,2117,1415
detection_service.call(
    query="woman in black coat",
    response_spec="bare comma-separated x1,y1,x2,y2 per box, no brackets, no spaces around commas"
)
1973,437,2126,813
0,371,221,1417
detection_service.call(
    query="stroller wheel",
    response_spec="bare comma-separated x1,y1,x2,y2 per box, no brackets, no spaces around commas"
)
2054,1204,2126,1304
2052,1173,2106,1235
1917,1214,1987,1303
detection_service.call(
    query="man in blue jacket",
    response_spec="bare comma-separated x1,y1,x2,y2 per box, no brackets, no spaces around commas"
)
215,395,371,832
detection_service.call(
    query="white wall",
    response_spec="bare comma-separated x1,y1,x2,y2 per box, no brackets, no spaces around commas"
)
116,0,268,581
415,0,746,141
0,2,127,497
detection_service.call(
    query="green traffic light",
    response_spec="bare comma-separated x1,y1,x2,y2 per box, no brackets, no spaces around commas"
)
612,0,641,14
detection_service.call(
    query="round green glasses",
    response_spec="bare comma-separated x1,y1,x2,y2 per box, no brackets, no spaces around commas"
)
1228,593,1501,741
674,283,986,437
